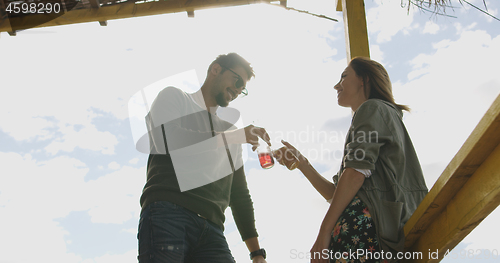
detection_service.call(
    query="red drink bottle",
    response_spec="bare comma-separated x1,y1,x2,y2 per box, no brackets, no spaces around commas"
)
257,145,274,169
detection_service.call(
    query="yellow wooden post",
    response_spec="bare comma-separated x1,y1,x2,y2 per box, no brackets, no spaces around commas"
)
404,93,500,262
335,0,370,61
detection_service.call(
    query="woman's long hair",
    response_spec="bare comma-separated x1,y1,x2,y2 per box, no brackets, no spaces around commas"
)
349,57,410,112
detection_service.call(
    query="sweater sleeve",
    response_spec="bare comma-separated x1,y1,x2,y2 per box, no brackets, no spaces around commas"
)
344,100,394,171
229,166,258,241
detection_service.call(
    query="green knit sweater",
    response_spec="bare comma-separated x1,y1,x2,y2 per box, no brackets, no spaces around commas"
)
139,87,258,241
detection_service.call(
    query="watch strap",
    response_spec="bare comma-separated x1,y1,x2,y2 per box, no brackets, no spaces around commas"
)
250,248,266,260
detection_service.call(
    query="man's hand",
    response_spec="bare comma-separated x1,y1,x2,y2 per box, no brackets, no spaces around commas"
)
244,124,271,151
252,255,267,263
245,237,267,263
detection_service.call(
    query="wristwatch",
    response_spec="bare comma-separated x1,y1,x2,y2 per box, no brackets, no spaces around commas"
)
250,248,266,260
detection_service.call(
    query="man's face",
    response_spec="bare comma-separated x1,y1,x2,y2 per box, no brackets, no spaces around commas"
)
214,65,248,107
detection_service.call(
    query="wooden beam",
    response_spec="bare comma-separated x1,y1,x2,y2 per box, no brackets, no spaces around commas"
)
88,0,108,26
0,0,275,33
1,0,13,34
336,0,370,61
335,0,342,12
404,93,500,262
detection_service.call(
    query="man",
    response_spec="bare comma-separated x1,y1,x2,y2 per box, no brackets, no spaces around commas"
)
137,53,270,263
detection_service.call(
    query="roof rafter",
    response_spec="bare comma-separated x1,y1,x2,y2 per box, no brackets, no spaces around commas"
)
0,0,276,33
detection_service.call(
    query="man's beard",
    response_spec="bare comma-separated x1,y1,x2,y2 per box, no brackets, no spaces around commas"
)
215,91,229,107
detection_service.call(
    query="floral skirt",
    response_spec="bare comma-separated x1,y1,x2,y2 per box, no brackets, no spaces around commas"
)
329,196,389,263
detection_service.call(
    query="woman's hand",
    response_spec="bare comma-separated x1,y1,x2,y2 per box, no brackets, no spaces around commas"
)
310,230,332,263
280,140,309,168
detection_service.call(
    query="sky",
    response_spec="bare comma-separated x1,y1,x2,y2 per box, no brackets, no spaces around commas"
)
1,0,500,262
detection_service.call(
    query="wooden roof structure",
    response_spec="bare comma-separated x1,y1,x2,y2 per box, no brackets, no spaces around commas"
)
0,0,285,35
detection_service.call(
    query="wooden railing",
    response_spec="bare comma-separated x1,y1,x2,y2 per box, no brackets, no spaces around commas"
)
403,93,500,262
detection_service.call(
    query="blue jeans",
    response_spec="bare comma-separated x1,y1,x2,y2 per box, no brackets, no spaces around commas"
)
137,201,236,263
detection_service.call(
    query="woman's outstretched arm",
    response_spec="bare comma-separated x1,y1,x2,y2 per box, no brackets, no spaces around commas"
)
280,140,336,200
298,162,336,201
310,167,365,263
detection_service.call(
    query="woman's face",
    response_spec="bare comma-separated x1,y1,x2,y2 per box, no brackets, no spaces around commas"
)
334,65,367,111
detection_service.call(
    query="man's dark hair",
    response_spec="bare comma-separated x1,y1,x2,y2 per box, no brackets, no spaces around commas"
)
208,53,255,80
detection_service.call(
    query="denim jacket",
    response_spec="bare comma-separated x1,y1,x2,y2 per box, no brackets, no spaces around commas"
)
333,99,428,254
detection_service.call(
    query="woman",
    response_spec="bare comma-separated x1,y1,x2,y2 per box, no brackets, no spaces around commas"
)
276,57,428,263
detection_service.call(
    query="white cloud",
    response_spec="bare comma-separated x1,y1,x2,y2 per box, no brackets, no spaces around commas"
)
458,0,498,23
454,22,478,35
0,103,119,155
108,161,121,170
128,158,139,164
366,0,415,43
92,249,137,263
423,21,440,34
0,114,56,142
0,152,89,263
485,8,498,23
0,151,145,262
398,28,500,184
0,216,86,263
432,39,452,49
44,123,118,155
370,44,384,64
0,153,90,217
390,24,500,253
85,165,145,224
121,228,138,234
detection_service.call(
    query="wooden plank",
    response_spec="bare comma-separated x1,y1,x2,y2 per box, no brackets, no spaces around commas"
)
88,0,108,26
404,94,500,262
0,0,275,33
406,143,500,263
337,0,370,60
0,0,14,34
335,0,342,12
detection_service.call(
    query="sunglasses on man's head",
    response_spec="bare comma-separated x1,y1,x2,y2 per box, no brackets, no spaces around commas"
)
221,66,248,96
